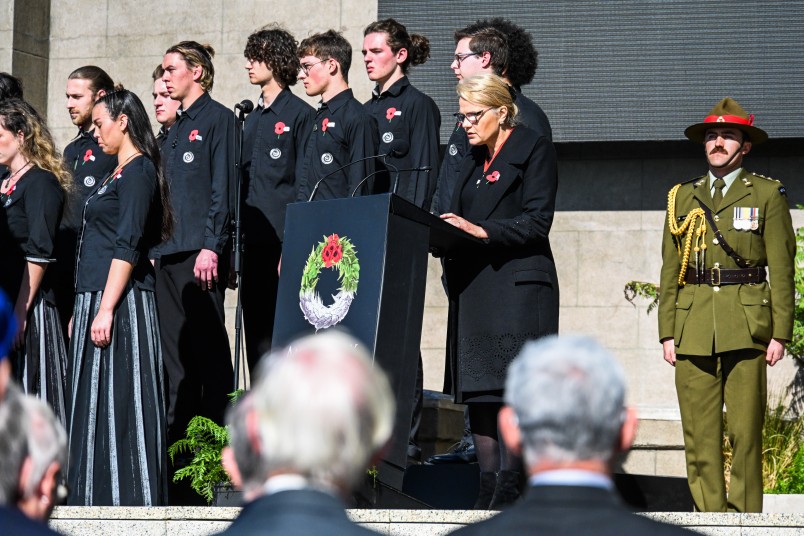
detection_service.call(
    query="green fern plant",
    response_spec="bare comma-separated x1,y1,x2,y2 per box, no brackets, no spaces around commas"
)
168,390,244,504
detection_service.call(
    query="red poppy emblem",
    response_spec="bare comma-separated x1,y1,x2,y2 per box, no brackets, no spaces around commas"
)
487,170,500,183
321,233,343,268
189,129,203,141
83,149,95,163
274,121,287,136
386,107,397,121
321,118,330,132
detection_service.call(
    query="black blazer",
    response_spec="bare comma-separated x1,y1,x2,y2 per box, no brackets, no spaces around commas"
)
0,506,63,535
216,489,380,536
444,126,559,396
452,485,694,536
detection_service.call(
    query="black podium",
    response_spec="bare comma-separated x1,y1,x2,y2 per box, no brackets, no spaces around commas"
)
273,193,480,491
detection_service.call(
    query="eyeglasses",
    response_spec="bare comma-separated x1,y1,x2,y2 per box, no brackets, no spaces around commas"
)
453,52,479,66
300,59,327,75
454,108,493,126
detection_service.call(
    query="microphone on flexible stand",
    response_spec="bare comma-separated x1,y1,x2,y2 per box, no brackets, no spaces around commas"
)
350,166,432,198
307,139,410,202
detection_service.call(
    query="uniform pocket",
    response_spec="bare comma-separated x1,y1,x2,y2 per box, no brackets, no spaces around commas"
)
513,269,552,286
673,287,694,342
739,284,772,342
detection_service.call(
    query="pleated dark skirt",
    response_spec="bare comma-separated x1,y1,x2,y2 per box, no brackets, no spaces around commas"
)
66,286,167,506
12,292,68,426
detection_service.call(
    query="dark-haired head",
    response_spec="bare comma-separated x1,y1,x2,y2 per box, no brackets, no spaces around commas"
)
244,26,300,88
0,73,23,102
363,19,430,73
94,90,174,241
298,30,352,82
454,26,508,79
165,41,216,91
455,19,538,90
68,65,114,95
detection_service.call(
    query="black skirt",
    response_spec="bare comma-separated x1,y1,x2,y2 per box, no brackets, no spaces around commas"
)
12,292,68,425
66,285,167,506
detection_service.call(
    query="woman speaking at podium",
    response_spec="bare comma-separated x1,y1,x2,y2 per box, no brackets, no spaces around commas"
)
440,73,559,509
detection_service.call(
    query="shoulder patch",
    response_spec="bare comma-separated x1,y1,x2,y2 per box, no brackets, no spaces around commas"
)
778,186,787,197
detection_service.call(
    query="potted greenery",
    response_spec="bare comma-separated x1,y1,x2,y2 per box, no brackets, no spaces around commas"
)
168,391,243,506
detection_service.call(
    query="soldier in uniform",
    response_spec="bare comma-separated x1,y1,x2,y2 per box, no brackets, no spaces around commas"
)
658,97,795,513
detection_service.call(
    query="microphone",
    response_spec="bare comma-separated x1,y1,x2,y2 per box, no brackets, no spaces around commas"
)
350,166,431,198
235,100,254,113
307,139,410,202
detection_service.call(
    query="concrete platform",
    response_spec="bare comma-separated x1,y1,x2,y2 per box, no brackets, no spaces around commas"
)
48,506,804,535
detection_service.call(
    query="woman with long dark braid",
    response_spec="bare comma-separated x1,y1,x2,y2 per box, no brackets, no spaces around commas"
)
67,88,173,506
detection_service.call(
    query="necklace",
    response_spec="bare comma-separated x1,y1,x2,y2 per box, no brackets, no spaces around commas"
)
99,152,140,189
0,161,32,205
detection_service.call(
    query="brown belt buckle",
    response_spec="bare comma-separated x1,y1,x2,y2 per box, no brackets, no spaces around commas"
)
711,264,721,286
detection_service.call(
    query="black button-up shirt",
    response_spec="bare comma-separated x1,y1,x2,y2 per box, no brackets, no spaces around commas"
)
243,88,315,244
364,76,441,209
433,89,552,214
0,167,64,301
158,92,234,256
296,89,379,201
62,128,117,233
75,156,160,292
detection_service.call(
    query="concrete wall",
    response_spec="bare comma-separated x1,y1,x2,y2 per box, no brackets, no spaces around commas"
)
45,0,377,148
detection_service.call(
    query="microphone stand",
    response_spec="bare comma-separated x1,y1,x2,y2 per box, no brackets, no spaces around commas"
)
351,166,431,198
232,102,252,391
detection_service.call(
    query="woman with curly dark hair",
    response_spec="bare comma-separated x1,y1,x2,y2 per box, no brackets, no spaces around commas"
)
67,88,173,506
239,26,315,371
0,98,69,424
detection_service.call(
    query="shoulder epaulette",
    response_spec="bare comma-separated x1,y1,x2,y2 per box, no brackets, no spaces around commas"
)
748,171,779,183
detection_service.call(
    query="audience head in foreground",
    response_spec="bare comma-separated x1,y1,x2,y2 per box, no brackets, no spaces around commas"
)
453,335,692,536
0,392,67,535
219,331,394,535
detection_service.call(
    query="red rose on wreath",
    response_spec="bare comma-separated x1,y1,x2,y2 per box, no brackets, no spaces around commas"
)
386,107,397,121
321,233,343,268
275,121,287,136
189,129,199,141
322,118,330,132
486,170,500,183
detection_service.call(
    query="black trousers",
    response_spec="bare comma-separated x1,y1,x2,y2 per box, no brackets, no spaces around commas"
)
156,250,233,445
241,240,281,375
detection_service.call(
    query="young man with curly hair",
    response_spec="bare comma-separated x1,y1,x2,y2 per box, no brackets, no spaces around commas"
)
240,26,315,370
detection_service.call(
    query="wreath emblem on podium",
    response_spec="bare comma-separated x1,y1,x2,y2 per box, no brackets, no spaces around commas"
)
299,234,360,331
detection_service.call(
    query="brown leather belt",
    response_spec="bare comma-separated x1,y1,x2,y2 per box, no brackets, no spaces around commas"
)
685,266,766,286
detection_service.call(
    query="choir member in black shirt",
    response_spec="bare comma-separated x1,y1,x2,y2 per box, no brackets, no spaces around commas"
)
67,88,173,506
158,41,235,457
433,20,552,215
151,65,180,147
362,19,440,209
296,30,379,201
240,27,315,369
0,98,69,424
57,66,118,343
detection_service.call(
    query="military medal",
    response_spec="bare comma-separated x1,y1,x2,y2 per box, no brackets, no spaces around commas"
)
733,207,759,231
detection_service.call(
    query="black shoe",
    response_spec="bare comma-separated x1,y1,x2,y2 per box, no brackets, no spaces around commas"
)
425,440,477,464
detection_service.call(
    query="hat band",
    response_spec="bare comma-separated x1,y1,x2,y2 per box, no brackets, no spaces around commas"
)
703,113,755,126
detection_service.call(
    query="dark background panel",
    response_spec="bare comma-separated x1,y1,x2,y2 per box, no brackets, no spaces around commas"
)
381,0,804,143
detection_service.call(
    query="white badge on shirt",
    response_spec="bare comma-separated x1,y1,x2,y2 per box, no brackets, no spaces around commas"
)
83,175,96,187
382,132,394,144
270,148,282,160
321,152,334,165
183,151,194,163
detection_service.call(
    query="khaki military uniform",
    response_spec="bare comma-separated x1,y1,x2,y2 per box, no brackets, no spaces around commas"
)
658,169,795,512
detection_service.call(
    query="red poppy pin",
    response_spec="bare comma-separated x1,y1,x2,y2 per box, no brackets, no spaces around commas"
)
386,107,401,122
321,117,334,134
83,149,95,163
274,121,290,138
486,170,500,184
189,129,203,141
